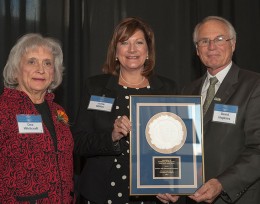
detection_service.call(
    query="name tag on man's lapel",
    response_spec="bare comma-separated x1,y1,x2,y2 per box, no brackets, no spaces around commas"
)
212,104,238,124
88,95,115,112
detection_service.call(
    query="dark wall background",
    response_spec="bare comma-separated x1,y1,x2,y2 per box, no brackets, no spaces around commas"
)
1,0,260,124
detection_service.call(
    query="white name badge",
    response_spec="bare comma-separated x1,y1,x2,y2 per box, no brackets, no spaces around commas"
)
17,114,44,134
88,95,115,112
212,104,238,124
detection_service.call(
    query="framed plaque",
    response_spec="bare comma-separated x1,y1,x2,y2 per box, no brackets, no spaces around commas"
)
129,95,204,195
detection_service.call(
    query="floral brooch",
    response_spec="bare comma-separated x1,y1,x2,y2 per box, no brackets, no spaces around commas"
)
56,110,69,125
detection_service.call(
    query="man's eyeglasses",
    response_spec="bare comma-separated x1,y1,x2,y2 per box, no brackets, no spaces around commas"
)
196,36,233,47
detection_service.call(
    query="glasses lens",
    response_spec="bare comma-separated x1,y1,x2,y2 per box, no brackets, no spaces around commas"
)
214,36,226,46
197,39,209,47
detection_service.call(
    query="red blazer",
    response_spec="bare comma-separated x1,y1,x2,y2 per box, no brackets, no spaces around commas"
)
0,88,74,203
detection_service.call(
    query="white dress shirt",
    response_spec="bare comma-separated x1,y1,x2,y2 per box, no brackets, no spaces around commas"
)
201,62,232,105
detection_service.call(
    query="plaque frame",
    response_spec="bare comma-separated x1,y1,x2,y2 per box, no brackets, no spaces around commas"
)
129,95,204,195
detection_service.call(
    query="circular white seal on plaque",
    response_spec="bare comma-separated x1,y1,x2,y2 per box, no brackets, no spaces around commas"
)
145,112,187,154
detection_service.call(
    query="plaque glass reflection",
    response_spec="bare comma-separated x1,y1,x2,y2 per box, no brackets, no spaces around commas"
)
130,95,204,195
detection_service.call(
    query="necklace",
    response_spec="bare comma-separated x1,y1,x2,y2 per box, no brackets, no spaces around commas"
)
120,71,145,86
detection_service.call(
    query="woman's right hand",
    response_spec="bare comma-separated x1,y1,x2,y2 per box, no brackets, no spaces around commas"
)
112,115,132,142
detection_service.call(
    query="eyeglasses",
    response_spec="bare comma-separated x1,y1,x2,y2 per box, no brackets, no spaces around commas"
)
196,36,233,47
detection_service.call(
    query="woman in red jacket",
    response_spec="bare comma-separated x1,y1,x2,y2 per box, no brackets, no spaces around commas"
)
0,33,74,203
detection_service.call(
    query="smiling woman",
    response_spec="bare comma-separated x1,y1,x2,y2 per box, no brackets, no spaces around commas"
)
0,33,74,203
17,47,55,103
72,17,178,204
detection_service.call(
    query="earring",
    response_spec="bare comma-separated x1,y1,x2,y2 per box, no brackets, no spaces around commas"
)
115,57,118,61
146,56,149,60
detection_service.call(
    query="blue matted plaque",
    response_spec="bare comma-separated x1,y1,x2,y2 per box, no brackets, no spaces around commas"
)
130,95,204,195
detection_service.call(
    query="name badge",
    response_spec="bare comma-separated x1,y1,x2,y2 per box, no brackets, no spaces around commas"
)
212,104,238,124
88,95,115,112
17,114,44,134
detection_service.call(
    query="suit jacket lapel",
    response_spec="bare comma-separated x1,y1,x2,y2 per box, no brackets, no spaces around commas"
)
184,75,206,95
204,64,239,125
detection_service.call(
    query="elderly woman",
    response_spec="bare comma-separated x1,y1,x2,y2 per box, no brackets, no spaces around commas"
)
73,17,178,204
0,33,74,203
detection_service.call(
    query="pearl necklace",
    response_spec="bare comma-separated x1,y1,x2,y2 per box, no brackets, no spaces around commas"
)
119,71,145,86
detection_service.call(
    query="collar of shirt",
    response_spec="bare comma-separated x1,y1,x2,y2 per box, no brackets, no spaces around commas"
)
201,62,232,104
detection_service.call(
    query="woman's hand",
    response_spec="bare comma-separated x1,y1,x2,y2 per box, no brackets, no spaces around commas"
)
157,193,180,203
112,115,131,142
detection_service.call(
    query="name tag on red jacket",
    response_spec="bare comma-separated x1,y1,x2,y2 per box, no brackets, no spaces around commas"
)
16,114,44,133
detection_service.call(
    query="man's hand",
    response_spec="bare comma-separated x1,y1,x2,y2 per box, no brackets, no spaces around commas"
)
157,193,180,203
189,178,223,203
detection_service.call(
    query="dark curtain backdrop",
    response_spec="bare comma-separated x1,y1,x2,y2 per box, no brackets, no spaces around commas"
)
1,0,260,123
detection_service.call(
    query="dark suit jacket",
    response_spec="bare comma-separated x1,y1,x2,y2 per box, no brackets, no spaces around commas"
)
73,74,178,203
182,64,260,204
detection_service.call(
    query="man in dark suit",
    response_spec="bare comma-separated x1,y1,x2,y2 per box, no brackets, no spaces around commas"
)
157,16,260,204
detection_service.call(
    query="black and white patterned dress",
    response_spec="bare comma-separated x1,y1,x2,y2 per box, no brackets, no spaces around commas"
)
105,84,159,204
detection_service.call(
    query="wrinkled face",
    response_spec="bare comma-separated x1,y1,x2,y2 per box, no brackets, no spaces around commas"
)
196,20,236,74
16,46,54,97
116,30,148,71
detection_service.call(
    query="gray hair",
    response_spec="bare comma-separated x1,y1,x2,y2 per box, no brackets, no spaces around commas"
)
3,33,64,91
193,16,237,44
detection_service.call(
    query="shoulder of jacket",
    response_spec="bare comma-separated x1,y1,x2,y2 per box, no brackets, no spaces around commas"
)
152,74,177,85
85,74,112,87
88,74,111,81
181,76,204,92
84,74,117,95
155,74,173,81
238,68,260,80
